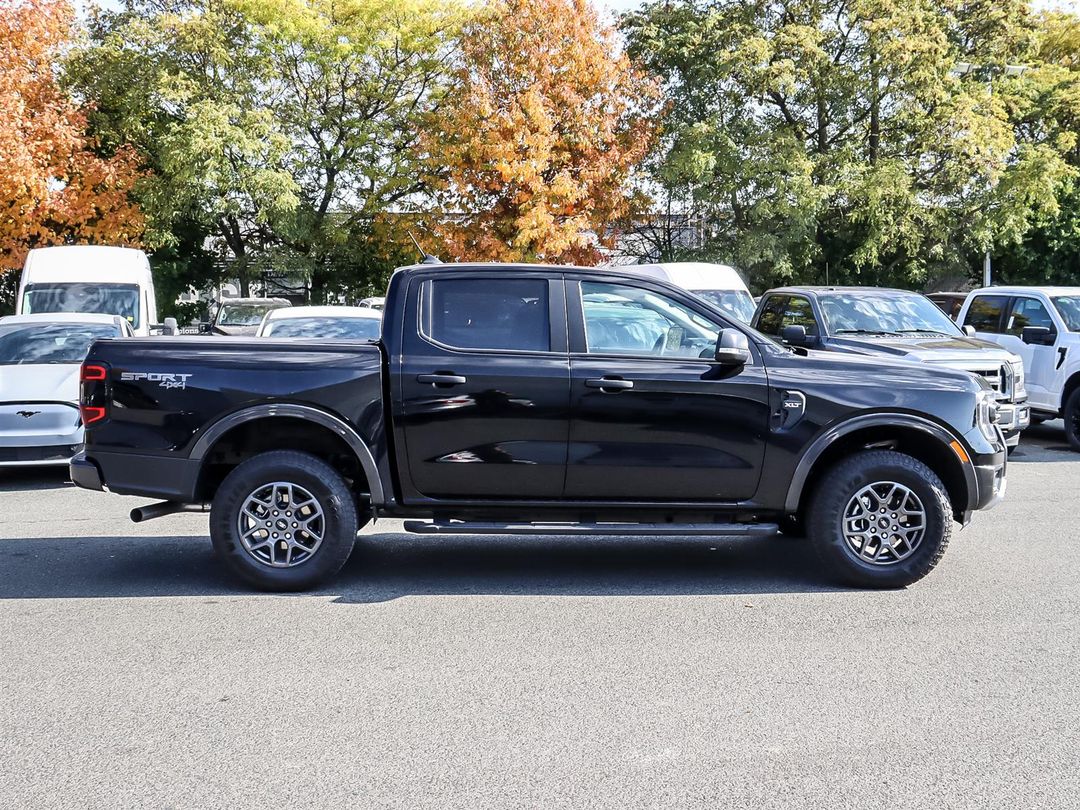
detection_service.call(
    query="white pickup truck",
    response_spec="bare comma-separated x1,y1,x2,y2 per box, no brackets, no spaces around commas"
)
957,286,1080,450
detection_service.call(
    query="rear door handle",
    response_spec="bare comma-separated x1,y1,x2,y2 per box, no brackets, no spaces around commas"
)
417,374,467,386
585,377,634,391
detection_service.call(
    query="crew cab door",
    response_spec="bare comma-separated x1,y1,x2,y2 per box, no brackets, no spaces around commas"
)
1000,295,1061,410
563,277,769,501
395,272,569,500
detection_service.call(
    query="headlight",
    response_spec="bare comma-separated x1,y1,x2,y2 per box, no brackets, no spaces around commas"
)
1009,359,1026,398
975,392,1000,443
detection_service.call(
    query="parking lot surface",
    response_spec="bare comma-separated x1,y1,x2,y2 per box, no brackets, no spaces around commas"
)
1,423,1078,809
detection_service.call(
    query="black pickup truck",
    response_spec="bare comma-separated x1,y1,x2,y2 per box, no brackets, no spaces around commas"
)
72,262,1007,591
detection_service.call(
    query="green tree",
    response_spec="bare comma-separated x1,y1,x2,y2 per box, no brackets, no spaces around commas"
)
621,0,1074,291
68,0,468,301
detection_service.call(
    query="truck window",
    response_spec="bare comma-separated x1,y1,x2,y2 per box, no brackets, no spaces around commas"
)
22,282,141,329
964,295,1007,333
1005,297,1054,335
426,278,550,352
756,295,818,336
580,281,720,358
1052,296,1080,332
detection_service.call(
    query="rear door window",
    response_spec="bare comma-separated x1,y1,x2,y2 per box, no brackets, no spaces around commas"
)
964,295,1008,333
425,278,550,352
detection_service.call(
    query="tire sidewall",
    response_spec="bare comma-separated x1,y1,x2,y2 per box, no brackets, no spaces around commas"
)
211,452,359,591
809,453,950,588
1064,389,1080,452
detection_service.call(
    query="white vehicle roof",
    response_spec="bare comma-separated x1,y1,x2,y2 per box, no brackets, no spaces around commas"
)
0,312,127,327
22,246,150,284
967,286,1080,297
263,306,382,321
610,262,749,292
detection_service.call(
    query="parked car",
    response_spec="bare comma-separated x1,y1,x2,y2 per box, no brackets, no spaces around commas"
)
957,286,1080,449
927,292,968,321
751,287,1030,448
0,313,132,467
72,263,1007,592
608,262,757,324
16,246,171,336
357,297,385,311
201,297,291,336
256,306,382,339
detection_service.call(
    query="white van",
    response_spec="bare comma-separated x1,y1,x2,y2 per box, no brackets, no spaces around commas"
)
16,246,159,336
613,262,756,323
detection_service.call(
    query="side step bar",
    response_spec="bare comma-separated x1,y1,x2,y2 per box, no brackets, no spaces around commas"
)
403,521,779,537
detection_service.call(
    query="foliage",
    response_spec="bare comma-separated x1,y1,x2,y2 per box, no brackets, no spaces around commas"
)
68,0,468,301
0,0,143,275
621,0,1076,290
425,0,660,265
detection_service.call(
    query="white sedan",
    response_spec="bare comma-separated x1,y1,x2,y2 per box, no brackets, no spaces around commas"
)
255,305,382,340
0,313,132,467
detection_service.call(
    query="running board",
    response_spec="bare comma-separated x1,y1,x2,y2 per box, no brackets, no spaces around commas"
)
402,521,779,537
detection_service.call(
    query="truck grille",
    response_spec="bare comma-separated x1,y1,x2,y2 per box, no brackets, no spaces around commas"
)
932,362,1014,399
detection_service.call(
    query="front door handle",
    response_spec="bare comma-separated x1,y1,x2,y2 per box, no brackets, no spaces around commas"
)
585,377,634,392
417,373,467,386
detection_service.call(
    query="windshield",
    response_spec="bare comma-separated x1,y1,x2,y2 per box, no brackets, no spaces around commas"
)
1052,296,1080,332
218,304,283,327
22,283,140,328
819,292,963,336
0,322,118,365
692,289,756,323
264,317,381,339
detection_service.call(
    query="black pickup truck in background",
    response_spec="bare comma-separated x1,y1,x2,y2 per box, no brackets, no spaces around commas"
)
72,263,1008,591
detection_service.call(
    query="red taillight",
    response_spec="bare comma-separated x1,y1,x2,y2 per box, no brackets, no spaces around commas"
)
81,364,107,381
81,406,107,425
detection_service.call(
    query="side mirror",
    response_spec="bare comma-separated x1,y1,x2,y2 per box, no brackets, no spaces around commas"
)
715,329,751,366
1021,326,1055,346
963,324,976,337
162,317,178,336
198,321,211,335
781,324,813,346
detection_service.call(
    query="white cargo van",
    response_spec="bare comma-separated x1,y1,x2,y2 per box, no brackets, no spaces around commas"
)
613,262,756,323
16,246,159,336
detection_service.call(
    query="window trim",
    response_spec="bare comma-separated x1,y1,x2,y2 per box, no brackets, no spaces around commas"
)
416,275,567,356
568,276,756,366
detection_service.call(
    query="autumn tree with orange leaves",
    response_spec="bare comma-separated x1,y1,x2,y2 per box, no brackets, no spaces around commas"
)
426,0,659,264
0,0,143,273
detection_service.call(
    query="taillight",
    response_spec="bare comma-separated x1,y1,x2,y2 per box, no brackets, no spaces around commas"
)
81,406,107,425
81,364,107,381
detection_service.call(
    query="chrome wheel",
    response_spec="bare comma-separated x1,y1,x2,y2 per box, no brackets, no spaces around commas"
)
237,482,325,568
841,481,926,566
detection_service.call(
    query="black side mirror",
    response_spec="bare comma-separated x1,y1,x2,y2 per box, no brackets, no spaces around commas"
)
781,324,814,346
198,321,211,335
1021,326,1055,346
715,329,751,366
962,324,977,337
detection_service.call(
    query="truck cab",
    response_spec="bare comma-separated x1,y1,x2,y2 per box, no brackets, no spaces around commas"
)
957,286,1080,450
17,246,159,337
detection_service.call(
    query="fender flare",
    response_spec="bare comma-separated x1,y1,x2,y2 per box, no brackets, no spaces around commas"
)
190,403,385,505
784,413,976,513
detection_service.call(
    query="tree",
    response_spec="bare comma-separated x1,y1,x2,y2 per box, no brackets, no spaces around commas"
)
0,0,143,275
621,0,1073,290
69,0,468,301
425,0,659,265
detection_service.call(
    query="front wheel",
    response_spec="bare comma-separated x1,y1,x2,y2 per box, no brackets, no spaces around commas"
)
210,451,363,591
1064,388,1080,452
807,450,952,588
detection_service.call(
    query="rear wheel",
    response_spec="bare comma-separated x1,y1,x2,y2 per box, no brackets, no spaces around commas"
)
807,450,952,588
1064,388,1080,452
210,451,363,591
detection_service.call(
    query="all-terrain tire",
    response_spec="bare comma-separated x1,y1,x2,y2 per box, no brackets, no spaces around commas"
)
1063,388,1080,452
210,451,363,591
807,450,952,588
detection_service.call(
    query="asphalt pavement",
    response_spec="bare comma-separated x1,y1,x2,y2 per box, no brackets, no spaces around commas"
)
1,423,1078,808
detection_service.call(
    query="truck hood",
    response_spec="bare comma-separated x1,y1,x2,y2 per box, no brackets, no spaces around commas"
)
0,364,81,404
828,333,1017,364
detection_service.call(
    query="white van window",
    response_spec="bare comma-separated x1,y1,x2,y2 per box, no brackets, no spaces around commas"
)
22,283,141,329
692,289,756,323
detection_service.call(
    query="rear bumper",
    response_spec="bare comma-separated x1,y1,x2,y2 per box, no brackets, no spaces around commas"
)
70,449,201,501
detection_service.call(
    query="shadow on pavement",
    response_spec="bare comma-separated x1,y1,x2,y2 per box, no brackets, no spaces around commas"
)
0,532,844,602
0,467,74,492
1007,420,1077,462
